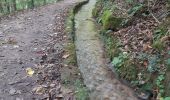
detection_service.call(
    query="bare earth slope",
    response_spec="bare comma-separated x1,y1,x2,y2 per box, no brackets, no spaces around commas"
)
0,0,79,99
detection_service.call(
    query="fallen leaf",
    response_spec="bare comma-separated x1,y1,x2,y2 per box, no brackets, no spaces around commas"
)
26,68,34,76
64,64,68,67
32,86,44,95
62,54,70,59
143,44,152,51
143,61,148,67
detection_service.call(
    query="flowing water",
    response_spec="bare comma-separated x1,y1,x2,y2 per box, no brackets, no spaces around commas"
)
75,0,138,99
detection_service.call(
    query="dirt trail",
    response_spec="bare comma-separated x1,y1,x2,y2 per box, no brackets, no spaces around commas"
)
0,0,80,99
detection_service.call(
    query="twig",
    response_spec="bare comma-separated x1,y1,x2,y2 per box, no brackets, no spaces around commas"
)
147,0,161,24
150,12,161,24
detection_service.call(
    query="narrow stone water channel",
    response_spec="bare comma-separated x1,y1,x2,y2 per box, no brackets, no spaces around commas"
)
75,0,138,100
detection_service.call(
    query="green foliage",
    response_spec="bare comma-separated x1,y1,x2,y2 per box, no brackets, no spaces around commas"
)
112,52,129,67
101,31,120,60
112,52,137,80
141,83,153,91
101,10,123,30
156,72,166,97
147,55,161,73
164,97,170,100
167,58,170,65
154,28,168,41
125,0,133,4
152,40,165,51
128,3,143,16
152,27,168,51
137,53,161,73
167,51,170,70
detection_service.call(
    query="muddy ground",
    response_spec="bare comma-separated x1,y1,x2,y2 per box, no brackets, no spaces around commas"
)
0,0,81,99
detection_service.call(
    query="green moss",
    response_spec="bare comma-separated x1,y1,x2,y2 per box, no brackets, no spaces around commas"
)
101,10,123,30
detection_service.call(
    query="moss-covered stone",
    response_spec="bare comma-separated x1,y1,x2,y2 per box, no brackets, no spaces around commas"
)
101,10,123,30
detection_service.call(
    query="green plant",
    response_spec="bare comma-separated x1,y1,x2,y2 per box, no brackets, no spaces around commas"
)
112,52,137,80
126,0,133,4
101,32,120,60
128,3,143,16
112,52,129,67
147,55,161,73
152,40,165,51
154,28,168,41
101,10,123,30
137,53,161,73
164,97,170,100
156,72,166,97
167,58,170,65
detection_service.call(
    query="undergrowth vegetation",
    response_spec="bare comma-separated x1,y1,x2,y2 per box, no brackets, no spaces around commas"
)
0,0,59,16
93,0,170,99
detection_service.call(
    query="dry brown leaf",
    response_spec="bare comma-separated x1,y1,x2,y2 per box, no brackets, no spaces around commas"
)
143,61,148,67
143,44,152,51
32,86,45,95
62,54,70,59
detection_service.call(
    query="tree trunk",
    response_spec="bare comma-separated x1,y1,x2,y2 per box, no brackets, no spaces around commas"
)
44,0,46,5
5,0,10,13
12,0,16,11
31,0,34,8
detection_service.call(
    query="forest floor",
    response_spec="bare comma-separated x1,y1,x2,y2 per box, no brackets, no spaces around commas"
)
0,0,83,99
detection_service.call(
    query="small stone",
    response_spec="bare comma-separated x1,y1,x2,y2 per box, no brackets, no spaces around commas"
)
2,45,7,48
137,90,153,100
9,88,16,95
50,84,55,88
16,97,24,100
13,45,19,48
53,33,58,35
105,30,113,34
27,18,31,20
56,94,63,99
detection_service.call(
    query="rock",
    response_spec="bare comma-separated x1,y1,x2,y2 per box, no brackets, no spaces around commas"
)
9,88,16,95
13,45,19,48
137,90,153,100
16,97,24,100
50,84,56,88
105,30,113,34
